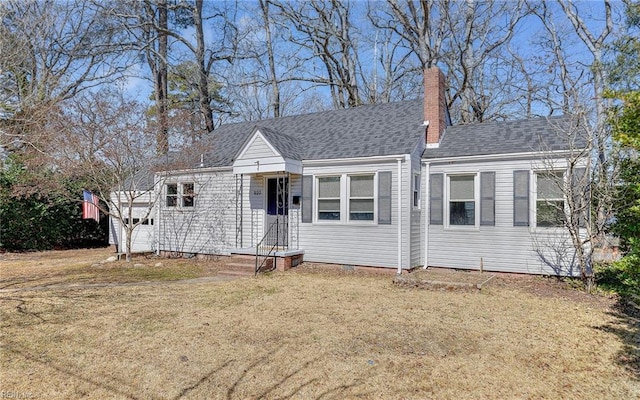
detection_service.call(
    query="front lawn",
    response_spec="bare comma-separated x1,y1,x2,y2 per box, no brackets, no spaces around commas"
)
0,250,638,399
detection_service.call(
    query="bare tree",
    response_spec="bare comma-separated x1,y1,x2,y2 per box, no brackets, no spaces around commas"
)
259,0,281,118
45,89,167,261
381,0,448,68
105,0,237,143
366,7,421,103
162,0,238,134
226,0,315,120
556,0,617,267
444,0,528,123
142,0,169,154
523,0,619,290
0,0,132,156
374,0,528,123
272,0,362,109
536,113,605,291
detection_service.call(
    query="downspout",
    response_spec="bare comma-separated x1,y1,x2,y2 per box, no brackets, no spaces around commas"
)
240,174,244,248
235,173,238,248
155,175,162,256
397,157,403,274
287,172,291,250
156,189,161,256
423,161,430,269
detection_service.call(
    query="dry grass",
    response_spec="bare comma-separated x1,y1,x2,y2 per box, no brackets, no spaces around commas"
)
0,248,224,290
1,249,639,399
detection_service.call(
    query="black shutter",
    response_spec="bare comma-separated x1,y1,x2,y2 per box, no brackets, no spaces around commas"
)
429,173,444,225
301,175,312,223
480,172,495,226
378,171,392,224
513,170,529,226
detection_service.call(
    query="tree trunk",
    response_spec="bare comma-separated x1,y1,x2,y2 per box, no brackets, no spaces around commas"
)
156,0,169,154
259,0,280,118
194,0,214,135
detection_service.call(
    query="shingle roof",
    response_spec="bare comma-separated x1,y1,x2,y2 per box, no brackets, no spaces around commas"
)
198,99,425,168
423,115,588,159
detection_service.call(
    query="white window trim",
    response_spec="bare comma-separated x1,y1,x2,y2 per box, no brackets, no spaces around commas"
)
182,182,196,208
347,173,377,224
533,170,567,230
313,172,379,224
444,172,479,230
315,175,342,223
165,183,178,208
165,181,196,210
412,172,421,210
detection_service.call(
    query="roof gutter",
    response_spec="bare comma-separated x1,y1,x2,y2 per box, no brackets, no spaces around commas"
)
423,149,582,164
304,154,409,167
156,165,233,175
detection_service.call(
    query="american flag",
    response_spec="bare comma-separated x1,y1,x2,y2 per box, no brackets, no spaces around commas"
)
82,190,100,222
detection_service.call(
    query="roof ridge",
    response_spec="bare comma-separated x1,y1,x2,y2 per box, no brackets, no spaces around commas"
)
449,114,569,130
220,98,422,128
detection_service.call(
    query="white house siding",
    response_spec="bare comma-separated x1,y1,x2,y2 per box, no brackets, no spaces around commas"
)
288,175,302,249
238,174,264,248
158,170,236,255
109,216,119,247
410,142,425,267
299,158,413,269
426,157,580,276
240,135,278,159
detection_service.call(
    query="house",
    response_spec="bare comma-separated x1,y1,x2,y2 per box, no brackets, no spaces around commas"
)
110,68,588,276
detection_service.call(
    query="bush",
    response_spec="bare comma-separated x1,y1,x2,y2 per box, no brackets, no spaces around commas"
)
596,239,640,297
0,156,107,251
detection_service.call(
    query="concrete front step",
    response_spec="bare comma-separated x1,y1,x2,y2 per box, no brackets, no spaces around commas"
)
229,254,257,261
226,262,256,270
217,269,254,277
220,255,275,277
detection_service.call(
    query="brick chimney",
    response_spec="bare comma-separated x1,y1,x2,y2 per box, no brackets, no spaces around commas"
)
423,67,447,147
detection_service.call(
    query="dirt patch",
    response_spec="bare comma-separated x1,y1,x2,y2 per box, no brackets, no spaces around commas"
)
394,268,495,291
0,248,226,290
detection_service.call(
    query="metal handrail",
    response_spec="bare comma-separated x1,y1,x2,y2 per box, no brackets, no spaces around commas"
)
255,219,279,276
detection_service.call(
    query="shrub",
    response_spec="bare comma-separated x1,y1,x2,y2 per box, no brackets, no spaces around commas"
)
596,238,640,297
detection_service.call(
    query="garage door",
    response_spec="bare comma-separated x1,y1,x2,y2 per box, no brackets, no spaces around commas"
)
124,205,155,253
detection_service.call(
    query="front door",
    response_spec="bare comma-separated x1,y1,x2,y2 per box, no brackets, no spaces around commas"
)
265,177,288,247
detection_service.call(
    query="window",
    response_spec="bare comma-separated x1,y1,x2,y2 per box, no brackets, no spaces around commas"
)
349,174,374,221
536,171,565,227
182,183,195,207
317,176,341,220
312,172,387,223
166,183,178,207
166,182,195,208
413,173,421,208
449,175,475,226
